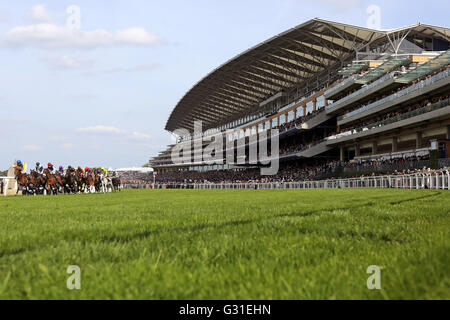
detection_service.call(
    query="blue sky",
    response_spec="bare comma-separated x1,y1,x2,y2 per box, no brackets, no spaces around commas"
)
0,0,448,170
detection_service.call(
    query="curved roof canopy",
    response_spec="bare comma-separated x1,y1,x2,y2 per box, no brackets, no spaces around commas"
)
165,18,450,132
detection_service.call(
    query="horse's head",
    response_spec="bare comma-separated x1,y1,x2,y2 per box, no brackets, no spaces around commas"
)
13,166,22,179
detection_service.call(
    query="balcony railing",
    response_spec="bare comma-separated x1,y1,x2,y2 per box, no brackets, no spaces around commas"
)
340,69,450,120
326,71,398,112
324,75,357,97
328,97,450,141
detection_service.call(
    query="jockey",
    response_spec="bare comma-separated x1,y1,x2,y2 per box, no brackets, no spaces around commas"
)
85,167,91,176
47,163,55,174
77,166,84,176
35,162,44,173
15,160,26,173
101,167,108,177
58,166,65,175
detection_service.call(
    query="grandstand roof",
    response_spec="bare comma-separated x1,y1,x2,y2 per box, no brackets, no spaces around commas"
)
165,18,450,132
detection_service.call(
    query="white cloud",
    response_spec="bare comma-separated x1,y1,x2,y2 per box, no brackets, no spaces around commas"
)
76,125,151,141
2,23,161,49
22,144,42,151
315,0,361,9
26,4,51,23
43,53,94,70
129,131,152,140
77,125,127,135
60,143,74,149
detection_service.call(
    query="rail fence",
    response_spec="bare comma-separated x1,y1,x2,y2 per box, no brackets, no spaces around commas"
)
4,172,450,196
0,177,17,196
147,171,450,191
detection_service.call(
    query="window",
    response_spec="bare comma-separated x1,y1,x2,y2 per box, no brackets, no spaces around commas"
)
288,111,294,122
296,107,302,118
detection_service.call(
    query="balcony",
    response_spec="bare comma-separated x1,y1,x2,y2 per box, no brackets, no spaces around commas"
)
338,69,450,126
326,72,400,115
324,75,361,100
327,97,450,145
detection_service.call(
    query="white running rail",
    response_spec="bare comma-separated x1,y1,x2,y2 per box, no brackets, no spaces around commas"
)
0,176,17,196
190,172,450,190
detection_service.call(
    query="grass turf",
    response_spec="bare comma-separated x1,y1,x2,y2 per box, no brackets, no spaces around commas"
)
0,189,449,300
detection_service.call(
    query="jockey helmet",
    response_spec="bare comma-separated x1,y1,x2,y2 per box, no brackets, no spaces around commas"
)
36,162,40,166
17,160,22,166
59,166,63,170
48,163,53,167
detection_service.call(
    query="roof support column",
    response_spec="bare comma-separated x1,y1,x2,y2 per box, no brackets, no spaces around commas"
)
446,125,450,140
416,132,423,149
340,146,345,162
392,137,398,153
372,141,378,155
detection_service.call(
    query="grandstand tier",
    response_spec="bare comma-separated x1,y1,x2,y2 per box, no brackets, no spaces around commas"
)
150,19,450,183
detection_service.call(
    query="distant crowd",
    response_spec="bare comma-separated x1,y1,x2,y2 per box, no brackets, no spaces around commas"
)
143,154,447,186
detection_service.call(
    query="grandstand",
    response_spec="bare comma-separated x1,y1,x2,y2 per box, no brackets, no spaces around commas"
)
149,19,450,184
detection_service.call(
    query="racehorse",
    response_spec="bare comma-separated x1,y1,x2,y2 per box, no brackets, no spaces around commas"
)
14,167,37,195
84,171,96,193
64,168,78,194
74,170,86,193
30,170,47,195
43,169,61,195
99,174,113,193
112,176,121,192
94,171,103,192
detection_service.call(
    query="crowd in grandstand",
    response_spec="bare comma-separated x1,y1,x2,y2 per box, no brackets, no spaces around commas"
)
146,55,450,187
278,109,325,133
122,154,447,186
337,65,450,117
329,92,450,140
117,170,154,185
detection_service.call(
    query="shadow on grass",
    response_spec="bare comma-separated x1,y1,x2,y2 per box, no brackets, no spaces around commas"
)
0,191,442,258
98,191,441,244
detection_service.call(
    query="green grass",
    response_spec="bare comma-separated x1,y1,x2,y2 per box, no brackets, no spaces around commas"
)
0,189,449,300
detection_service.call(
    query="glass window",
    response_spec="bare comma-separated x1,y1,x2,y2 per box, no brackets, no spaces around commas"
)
317,96,325,109
296,107,302,119
306,101,314,114
258,123,263,132
288,111,294,122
